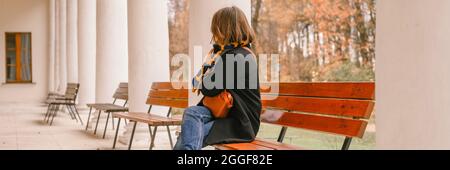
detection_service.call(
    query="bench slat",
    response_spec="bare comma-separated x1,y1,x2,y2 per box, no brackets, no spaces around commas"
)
148,89,189,99
261,110,368,138
113,94,128,100
214,142,275,150
215,139,301,150
67,83,79,88
65,88,78,95
119,82,128,88
114,88,128,93
88,104,128,112
151,82,187,90
251,139,301,150
113,112,181,126
262,96,374,119
146,98,188,108
63,94,77,100
261,82,375,100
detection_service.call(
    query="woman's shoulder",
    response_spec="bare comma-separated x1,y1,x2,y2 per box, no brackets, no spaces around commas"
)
221,46,254,58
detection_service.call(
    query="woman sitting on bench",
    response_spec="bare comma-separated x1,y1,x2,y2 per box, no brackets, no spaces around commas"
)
174,6,262,150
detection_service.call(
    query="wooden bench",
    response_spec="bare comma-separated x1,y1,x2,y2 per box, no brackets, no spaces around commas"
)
86,83,129,139
112,82,187,150
214,82,375,150
45,92,65,104
44,83,82,126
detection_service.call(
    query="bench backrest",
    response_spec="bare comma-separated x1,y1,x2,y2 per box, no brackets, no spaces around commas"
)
260,82,375,139
112,82,128,101
64,83,80,101
147,82,375,147
146,82,188,109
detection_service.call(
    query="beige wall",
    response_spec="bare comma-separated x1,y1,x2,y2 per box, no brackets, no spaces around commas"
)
376,0,450,149
0,0,49,102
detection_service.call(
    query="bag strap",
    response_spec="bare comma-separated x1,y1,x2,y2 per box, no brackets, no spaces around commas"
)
242,47,257,60
193,48,233,94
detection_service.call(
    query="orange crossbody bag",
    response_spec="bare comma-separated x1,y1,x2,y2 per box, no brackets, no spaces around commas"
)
203,90,233,119
203,47,256,119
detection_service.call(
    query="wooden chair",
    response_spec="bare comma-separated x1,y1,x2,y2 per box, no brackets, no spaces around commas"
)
86,83,129,139
45,92,64,104
214,82,375,150
112,82,187,150
44,83,82,126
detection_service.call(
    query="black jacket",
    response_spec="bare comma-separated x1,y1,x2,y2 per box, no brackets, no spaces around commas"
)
196,46,262,146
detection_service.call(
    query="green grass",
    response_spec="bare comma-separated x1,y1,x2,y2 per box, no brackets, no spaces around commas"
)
257,123,375,150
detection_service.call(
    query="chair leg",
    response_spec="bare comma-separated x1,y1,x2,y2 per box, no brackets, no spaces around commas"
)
166,126,174,149
64,104,74,120
149,126,158,150
45,104,56,123
112,118,122,149
111,115,115,130
72,105,84,125
128,121,137,150
50,104,59,126
44,104,52,122
148,125,153,136
45,104,55,123
66,105,77,121
94,110,102,135
85,107,93,131
148,125,155,149
102,112,111,139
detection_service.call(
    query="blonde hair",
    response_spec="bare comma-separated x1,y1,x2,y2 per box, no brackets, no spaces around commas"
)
211,6,255,46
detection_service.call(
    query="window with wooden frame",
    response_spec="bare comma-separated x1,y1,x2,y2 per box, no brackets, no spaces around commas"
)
5,32,32,83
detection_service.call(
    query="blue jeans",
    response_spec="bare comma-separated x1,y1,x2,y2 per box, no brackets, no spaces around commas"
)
173,106,214,150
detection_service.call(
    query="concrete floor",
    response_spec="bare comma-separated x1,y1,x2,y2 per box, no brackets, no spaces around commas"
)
0,102,175,150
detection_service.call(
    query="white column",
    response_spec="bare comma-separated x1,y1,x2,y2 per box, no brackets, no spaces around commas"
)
119,0,171,145
49,0,57,93
95,0,128,103
376,0,450,149
77,0,96,105
188,0,251,105
67,0,78,83
58,0,68,93
90,0,128,131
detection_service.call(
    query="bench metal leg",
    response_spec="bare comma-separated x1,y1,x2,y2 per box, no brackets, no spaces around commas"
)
47,104,58,123
44,104,51,123
148,125,155,149
112,118,122,149
149,126,158,150
111,115,115,130
85,107,93,131
341,137,353,150
44,104,53,122
148,125,153,136
102,112,111,139
66,105,76,120
94,110,102,135
46,104,55,123
166,126,174,149
72,105,83,125
67,105,78,122
50,104,59,126
128,121,138,150
277,126,288,143
45,104,55,123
